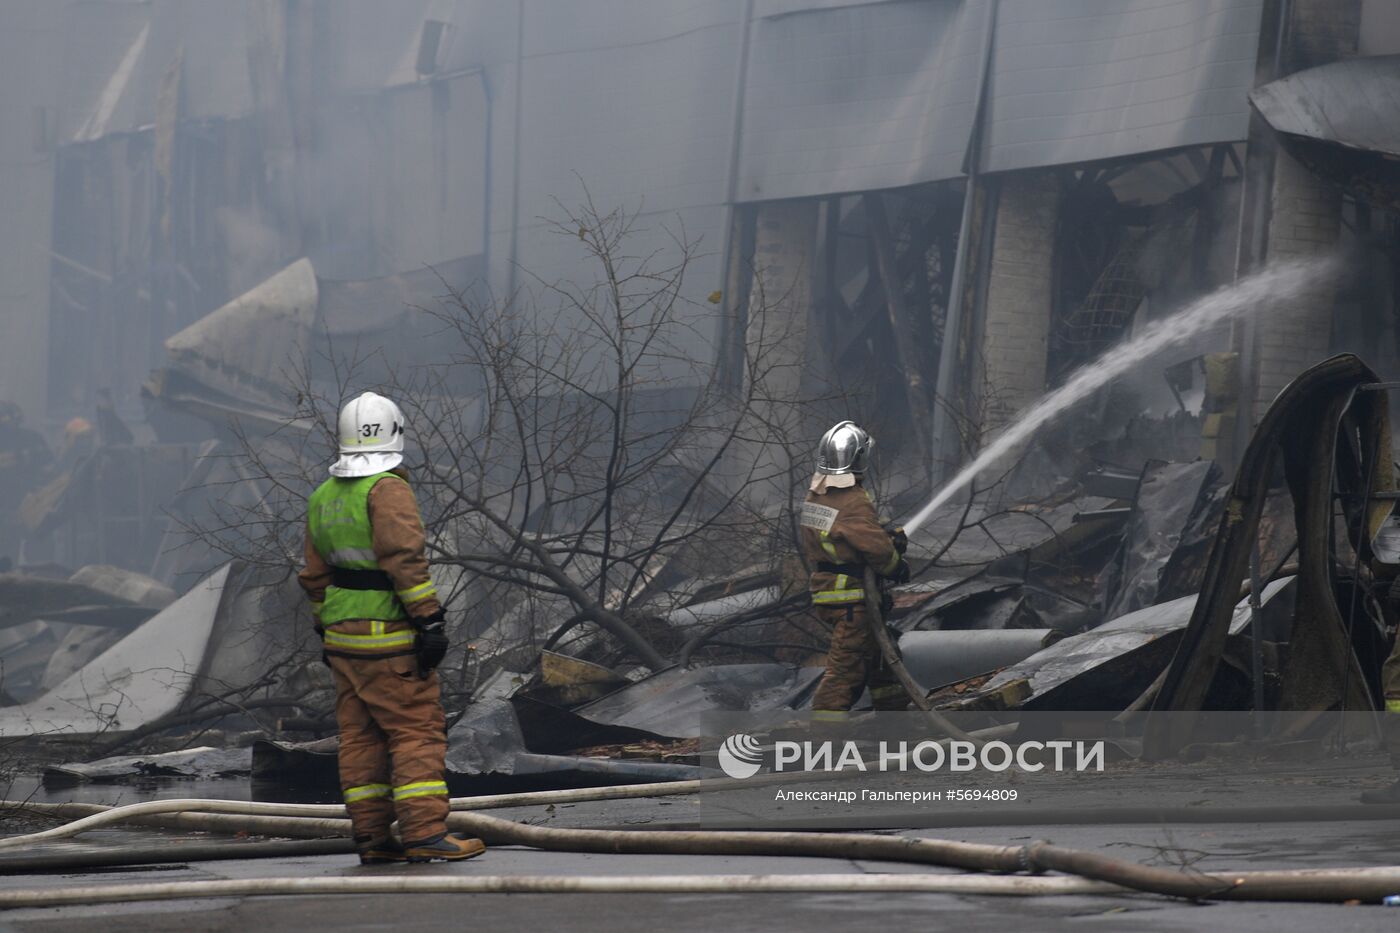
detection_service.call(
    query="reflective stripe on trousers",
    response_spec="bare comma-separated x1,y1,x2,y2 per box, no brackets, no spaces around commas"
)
323,620,417,651
812,588,865,605
344,783,391,803
393,780,448,801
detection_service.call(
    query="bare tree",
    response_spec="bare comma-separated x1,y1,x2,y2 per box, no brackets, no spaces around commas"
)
400,194,814,673
180,192,817,719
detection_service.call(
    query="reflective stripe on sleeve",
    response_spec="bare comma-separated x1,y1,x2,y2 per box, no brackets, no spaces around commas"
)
819,531,839,561
881,549,901,575
396,580,438,606
393,780,448,801
1386,698,1400,713
344,783,391,803
811,709,850,722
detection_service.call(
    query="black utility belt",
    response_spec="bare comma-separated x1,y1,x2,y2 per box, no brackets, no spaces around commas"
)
816,561,865,575
322,647,418,661
331,567,395,591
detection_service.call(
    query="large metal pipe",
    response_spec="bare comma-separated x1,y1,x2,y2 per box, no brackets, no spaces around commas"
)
896,629,1053,690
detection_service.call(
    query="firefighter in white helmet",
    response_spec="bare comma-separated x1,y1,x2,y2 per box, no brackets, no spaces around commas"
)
298,391,484,864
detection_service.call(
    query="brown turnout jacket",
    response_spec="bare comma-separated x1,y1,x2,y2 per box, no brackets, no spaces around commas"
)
800,482,900,605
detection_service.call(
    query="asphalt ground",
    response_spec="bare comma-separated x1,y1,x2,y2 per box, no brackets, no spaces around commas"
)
1,821,1398,932
4,753,1400,931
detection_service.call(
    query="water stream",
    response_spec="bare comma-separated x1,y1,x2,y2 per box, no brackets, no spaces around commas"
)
903,256,1338,535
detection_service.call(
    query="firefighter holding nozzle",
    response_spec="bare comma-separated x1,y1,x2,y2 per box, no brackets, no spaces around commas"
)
801,421,912,723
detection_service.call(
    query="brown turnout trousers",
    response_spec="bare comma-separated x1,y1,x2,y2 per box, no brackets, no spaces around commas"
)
801,480,904,716
810,603,904,713
329,650,449,844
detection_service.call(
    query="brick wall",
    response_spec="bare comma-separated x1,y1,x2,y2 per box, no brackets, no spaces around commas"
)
741,198,817,506
1244,0,1360,417
979,172,1059,431
1253,150,1343,415
747,199,815,402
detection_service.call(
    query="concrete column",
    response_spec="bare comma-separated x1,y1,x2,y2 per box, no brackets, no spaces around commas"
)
978,172,1059,433
741,198,816,507
1287,0,1361,71
1251,149,1343,417
0,2,58,424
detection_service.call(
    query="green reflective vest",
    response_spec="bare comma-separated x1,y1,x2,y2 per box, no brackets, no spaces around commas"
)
307,472,406,624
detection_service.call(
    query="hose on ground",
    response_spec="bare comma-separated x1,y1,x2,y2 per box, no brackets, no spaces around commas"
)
0,799,351,850
444,810,1400,901
449,809,1023,872
16,798,1400,848
0,774,789,850
0,874,1125,907
7,801,351,839
0,838,355,874
8,868,1400,909
8,797,1400,903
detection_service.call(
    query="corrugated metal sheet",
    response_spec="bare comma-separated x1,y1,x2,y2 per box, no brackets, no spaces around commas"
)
981,0,1264,173
59,0,254,142
18,0,1268,380
500,1,743,361
736,0,987,202
753,0,908,18
1251,54,1400,157
734,0,1262,201
514,4,740,220
523,0,737,56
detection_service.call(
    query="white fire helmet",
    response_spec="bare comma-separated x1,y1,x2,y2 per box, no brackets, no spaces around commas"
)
330,391,406,478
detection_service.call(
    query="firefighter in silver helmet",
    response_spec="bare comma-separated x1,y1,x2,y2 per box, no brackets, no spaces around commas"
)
799,421,910,720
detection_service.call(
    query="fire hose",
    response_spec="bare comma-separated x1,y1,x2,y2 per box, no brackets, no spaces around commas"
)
4,793,1400,905
862,566,979,743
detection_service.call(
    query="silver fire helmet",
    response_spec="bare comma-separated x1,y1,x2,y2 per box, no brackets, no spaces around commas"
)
815,420,873,475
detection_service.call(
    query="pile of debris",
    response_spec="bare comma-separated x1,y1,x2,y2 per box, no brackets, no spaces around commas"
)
4,356,1395,794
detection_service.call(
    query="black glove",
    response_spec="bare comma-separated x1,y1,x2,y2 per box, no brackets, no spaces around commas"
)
884,523,908,555
414,612,449,675
889,557,911,585
314,622,330,667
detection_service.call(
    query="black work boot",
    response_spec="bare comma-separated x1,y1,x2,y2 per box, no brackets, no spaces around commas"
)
403,832,487,863
1360,777,1400,805
355,835,406,865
